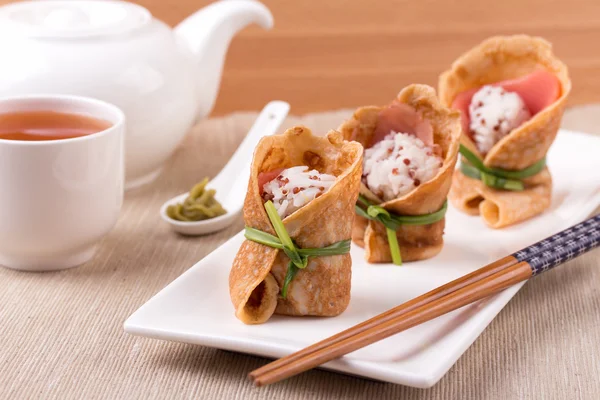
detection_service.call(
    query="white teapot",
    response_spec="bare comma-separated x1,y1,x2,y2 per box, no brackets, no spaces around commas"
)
0,0,272,189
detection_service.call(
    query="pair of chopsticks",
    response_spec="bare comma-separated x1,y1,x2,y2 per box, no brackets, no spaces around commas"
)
250,215,600,386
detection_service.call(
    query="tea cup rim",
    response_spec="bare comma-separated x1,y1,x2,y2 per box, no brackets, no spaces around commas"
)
0,94,125,146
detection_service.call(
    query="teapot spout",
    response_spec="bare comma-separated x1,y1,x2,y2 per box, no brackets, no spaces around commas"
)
175,0,273,118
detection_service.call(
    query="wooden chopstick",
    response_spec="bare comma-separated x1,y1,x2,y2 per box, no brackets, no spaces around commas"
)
253,261,532,386
248,255,517,381
250,216,583,381
250,215,600,386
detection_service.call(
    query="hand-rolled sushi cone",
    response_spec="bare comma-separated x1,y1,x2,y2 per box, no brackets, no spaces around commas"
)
439,35,571,228
229,126,363,324
339,84,461,263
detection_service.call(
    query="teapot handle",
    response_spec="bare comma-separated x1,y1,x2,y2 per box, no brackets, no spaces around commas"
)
175,1,273,118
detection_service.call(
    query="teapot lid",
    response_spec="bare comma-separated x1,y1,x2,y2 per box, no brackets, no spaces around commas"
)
0,0,151,38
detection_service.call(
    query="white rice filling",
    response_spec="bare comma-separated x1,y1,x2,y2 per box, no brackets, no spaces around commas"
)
469,85,531,154
363,132,442,201
262,166,336,218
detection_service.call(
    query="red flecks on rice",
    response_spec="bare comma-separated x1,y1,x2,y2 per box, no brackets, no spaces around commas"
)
261,166,336,218
363,132,442,201
469,85,531,154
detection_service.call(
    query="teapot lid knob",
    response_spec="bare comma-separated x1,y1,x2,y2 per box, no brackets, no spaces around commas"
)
0,0,151,38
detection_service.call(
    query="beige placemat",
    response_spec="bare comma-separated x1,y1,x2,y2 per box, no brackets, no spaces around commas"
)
1,109,599,400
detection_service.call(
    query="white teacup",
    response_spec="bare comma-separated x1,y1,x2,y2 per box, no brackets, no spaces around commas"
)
0,95,125,271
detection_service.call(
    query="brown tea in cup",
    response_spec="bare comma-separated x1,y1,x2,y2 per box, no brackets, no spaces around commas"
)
0,111,112,141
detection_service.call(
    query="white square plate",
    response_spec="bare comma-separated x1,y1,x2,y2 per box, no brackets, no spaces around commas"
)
125,130,600,388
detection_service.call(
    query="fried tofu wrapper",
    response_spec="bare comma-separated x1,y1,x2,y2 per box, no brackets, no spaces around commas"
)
229,126,363,324
439,35,571,228
338,84,461,263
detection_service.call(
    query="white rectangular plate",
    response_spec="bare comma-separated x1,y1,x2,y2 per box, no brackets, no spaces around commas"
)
125,130,600,388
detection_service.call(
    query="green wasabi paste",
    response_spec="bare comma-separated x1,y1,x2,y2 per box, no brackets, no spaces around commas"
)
166,178,227,222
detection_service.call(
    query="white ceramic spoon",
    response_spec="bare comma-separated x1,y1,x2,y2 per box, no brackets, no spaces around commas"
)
160,101,290,235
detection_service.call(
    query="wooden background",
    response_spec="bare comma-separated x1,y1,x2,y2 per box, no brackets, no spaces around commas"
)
3,0,600,115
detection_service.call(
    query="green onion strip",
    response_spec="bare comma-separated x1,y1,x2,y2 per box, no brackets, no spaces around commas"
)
459,144,546,191
244,201,351,298
355,195,448,266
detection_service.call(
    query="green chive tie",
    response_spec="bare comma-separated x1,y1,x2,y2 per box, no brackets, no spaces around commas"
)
245,201,351,298
459,144,545,191
355,195,447,266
